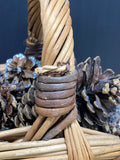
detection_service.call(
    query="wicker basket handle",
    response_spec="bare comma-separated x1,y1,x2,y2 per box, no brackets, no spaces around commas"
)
24,0,77,141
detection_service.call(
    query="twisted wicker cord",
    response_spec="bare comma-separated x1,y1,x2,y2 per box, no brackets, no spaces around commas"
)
40,0,75,73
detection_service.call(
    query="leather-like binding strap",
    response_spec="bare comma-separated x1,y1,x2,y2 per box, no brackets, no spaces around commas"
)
36,81,76,91
35,94,76,108
35,103,75,117
36,88,76,100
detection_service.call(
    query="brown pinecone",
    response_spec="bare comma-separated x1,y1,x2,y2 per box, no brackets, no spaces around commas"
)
0,54,40,130
4,53,40,102
76,56,120,133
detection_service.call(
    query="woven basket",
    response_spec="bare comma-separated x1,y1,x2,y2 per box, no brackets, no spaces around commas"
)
0,0,120,159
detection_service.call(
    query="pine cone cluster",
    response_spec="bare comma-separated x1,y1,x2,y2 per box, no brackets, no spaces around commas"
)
76,56,120,132
0,54,40,130
1,54,120,133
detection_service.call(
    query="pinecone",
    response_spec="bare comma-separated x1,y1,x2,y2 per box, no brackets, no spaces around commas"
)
76,56,120,132
4,53,40,102
0,54,40,130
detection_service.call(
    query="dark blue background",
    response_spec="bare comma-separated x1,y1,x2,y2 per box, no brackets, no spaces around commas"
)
0,0,120,73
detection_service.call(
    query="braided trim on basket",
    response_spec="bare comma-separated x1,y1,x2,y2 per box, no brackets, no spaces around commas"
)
35,64,69,75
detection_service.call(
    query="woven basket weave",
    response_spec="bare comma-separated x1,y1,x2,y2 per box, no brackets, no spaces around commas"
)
0,0,120,159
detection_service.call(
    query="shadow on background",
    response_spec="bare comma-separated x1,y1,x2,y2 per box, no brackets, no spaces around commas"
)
0,0,120,73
